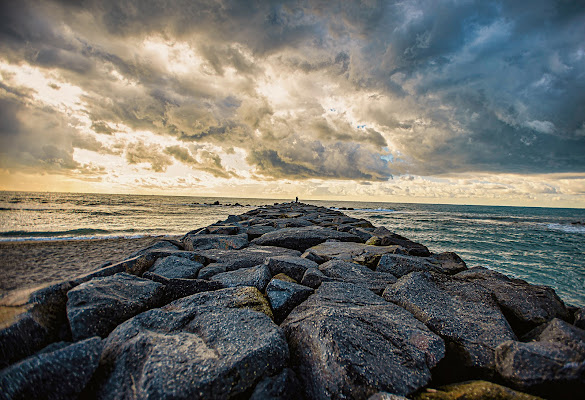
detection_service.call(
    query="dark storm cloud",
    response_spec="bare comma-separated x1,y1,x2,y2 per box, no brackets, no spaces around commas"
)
1,0,584,179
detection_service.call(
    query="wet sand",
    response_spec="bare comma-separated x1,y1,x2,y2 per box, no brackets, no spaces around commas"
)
0,236,174,295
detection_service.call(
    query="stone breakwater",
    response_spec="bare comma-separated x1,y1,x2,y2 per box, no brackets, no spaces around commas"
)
1,202,584,400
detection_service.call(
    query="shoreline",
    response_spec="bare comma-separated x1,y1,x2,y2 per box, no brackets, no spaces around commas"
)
0,236,179,295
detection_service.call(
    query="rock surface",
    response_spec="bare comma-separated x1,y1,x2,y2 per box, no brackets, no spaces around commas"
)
93,287,288,399
149,255,204,279
249,368,305,400
383,271,516,377
265,256,320,282
306,241,401,267
376,253,441,277
0,336,102,400
211,264,272,291
319,259,397,294
252,226,363,252
67,273,165,340
282,282,445,399
414,380,542,400
183,233,249,251
266,278,314,324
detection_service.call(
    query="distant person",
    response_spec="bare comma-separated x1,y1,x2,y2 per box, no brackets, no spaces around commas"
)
295,196,298,203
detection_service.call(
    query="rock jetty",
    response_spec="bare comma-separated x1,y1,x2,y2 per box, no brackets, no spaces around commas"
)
1,202,583,399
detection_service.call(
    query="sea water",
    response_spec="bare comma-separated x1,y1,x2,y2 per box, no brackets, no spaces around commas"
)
1,191,584,307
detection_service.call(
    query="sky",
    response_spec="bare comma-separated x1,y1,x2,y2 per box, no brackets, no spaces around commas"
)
1,0,584,207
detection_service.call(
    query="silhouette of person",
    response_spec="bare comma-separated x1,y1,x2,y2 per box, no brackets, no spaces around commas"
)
295,196,298,203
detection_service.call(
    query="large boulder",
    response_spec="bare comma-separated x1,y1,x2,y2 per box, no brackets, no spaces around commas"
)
66,273,165,341
92,287,289,399
143,272,224,302
372,227,431,257
428,252,467,274
149,255,204,279
305,241,401,268
414,380,542,400
282,282,445,399
0,281,72,368
211,264,272,292
266,279,314,324
194,245,302,272
496,318,585,399
183,233,249,251
0,336,102,400
456,267,570,335
376,254,442,277
252,226,363,252
318,260,397,294
265,256,319,282
383,271,516,378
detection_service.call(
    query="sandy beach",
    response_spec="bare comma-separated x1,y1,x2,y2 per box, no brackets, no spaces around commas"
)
0,236,173,295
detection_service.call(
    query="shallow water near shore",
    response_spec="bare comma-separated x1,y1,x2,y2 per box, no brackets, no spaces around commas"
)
1,191,584,307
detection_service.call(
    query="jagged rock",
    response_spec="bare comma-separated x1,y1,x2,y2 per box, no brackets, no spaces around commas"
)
373,227,431,256
348,227,375,242
575,308,585,329
496,318,585,399
143,272,224,302
383,271,516,377
0,281,72,368
265,256,319,282
252,226,363,252
149,255,204,279
194,245,302,272
197,264,227,279
128,239,182,258
456,267,569,335
282,282,445,398
300,268,328,289
0,336,102,400
183,233,249,251
246,225,278,240
377,254,442,277
271,218,315,229
211,264,272,291
266,279,313,324
414,381,542,400
306,241,402,268
93,287,288,399
67,273,165,341
249,368,305,400
428,252,467,274
301,250,328,264
207,225,240,235
319,260,397,294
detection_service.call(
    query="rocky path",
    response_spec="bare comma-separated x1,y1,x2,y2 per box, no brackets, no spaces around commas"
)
1,202,583,399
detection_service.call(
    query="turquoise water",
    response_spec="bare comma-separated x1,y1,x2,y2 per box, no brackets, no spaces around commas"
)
1,191,584,307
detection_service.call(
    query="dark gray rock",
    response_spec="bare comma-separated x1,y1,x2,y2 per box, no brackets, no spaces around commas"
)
250,368,305,400
348,227,375,242
300,268,329,289
271,218,315,229
207,225,240,235
71,253,158,285
67,273,165,341
143,272,224,302
246,225,278,240
319,259,397,294
128,239,182,258
376,254,442,277
265,256,319,282
0,281,72,368
149,255,204,279
211,264,272,291
575,308,585,329
428,252,467,274
383,271,516,377
373,227,431,257
194,245,301,272
93,287,288,399
197,263,227,279
252,226,363,252
301,250,328,264
306,241,402,268
456,267,570,336
282,282,445,399
496,319,585,398
183,233,249,251
266,279,313,324
0,336,102,400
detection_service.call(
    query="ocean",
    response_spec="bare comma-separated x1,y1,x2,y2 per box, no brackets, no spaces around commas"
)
1,191,584,307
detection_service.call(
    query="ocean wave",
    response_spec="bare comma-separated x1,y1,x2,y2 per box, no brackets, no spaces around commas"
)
545,223,585,234
331,207,396,212
0,234,159,243
0,228,114,238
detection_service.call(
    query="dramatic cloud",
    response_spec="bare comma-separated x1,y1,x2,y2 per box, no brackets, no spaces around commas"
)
0,0,584,205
